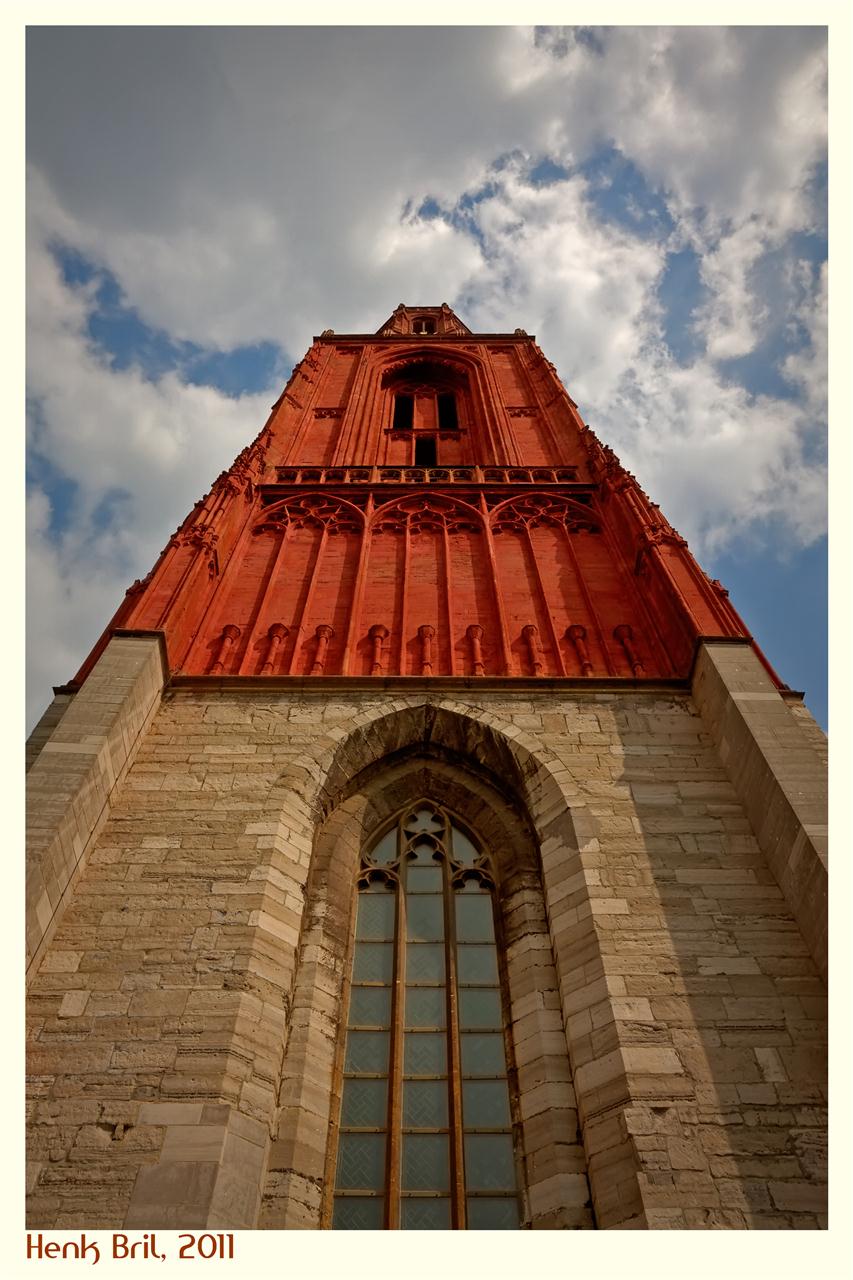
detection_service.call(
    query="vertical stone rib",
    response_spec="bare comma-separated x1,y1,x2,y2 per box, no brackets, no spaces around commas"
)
523,523,567,675
288,523,329,674
342,499,373,674
442,522,455,676
238,520,291,674
560,523,615,676
399,521,411,675
481,496,513,675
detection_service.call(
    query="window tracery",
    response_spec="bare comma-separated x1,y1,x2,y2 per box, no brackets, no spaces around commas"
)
331,803,520,1230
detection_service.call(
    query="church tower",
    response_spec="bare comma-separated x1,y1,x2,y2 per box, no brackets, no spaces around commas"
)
27,306,827,1230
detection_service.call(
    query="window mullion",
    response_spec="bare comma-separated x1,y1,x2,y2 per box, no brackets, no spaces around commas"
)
386,829,405,1229
444,852,467,1230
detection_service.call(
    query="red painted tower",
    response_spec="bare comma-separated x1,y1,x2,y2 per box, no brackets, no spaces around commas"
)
71,303,768,690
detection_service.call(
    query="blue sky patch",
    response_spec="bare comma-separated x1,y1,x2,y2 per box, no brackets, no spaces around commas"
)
417,197,442,220
708,534,827,729
90,486,133,536
528,157,570,187
573,28,607,57
576,145,674,239
717,346,800,401
658,247,709,364
715,233,826,401
182,343,284,397
533,27,606,59
26,426,80,539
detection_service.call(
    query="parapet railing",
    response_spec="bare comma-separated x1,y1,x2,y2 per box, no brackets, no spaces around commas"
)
271,464,580,486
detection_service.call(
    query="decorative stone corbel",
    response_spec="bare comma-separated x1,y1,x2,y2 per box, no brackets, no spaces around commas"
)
368,624,389,676
466,624,485,676
260,623,289,675
310,625,335,675
418,624,436,676
522,624,543,676
567,624,593,676
209,624,241,675
614,624,644,676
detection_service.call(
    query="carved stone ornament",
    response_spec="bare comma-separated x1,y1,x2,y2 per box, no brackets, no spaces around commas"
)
522,623,543,676
566,624,593,676
466,623,485,676
368,623,389,675
491,494,599,535
209,623,241,675
614,623,644,676
372,494,481,537
310,624,335,675
171,526,219,555
418,624,436,675
253,494,363,536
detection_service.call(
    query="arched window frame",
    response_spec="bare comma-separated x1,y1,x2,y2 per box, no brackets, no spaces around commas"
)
259,745,593,1233
327,801,522,1230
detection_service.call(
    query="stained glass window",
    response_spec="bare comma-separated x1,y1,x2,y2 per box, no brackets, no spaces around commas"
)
331,804,521,1230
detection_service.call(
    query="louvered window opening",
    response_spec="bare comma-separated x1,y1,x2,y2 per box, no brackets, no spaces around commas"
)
331,804,521,1230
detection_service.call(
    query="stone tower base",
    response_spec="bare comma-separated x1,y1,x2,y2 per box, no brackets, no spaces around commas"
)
26,636,827,1230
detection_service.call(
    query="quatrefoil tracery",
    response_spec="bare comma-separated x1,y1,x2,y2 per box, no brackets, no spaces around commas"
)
358,804,494,892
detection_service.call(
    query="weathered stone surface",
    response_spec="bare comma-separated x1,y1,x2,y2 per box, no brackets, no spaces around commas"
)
26,636,167,976
692,643,827,982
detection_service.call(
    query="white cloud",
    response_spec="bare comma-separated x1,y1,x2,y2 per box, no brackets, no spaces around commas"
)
781,259,828,418
694,219,774,361
458,163,665,406
595,353,826,555
26,221,275,725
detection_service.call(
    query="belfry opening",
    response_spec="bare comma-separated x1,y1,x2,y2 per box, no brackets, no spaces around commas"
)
26,306,827,1231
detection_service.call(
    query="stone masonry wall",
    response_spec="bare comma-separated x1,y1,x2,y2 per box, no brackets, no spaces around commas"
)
27,671,827,1230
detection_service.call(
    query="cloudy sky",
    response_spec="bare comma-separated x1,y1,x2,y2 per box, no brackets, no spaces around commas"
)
25,23,829,731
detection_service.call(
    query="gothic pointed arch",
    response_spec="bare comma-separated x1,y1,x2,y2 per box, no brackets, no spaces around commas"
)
379,357,472,393
259,739,594,1230
256,699,651,1230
